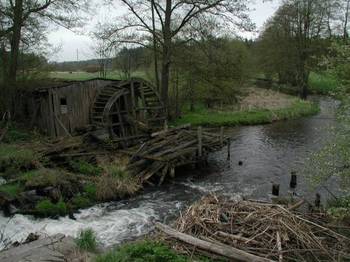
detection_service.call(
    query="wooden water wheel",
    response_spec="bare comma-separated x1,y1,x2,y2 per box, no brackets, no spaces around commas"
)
91,79,166,147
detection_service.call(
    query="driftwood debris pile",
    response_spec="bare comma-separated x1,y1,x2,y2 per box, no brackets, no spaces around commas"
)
124,125,229,184
157,195,350,262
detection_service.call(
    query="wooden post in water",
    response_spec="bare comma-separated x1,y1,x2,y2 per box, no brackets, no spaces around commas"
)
220,126,224,146
227,138,231,161
272,184,280,196
198,126,203,158
290,171,297,189
315,193,321,208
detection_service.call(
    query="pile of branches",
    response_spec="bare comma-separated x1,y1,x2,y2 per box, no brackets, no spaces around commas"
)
124,125,227,184
159,195,350,261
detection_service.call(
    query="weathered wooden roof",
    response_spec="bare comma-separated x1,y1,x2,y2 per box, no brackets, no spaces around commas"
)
34,78,120,93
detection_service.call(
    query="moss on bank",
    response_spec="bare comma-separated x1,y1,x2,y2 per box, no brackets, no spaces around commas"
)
173,99,320,127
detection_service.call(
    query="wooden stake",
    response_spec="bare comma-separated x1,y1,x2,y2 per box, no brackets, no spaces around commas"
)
315,193,321,208
220,126,224,146
290,171,297,189
272,184,280,196
198,126,203,158
227,138,231,161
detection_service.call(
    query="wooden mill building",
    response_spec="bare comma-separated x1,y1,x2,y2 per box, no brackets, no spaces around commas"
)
30,78,166,145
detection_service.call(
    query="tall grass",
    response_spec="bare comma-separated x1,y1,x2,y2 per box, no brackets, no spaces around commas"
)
75,229,98,252
96,165,142,201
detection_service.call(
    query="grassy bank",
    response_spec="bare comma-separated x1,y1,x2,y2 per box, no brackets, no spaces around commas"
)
173,99,319,127
0,126,141,218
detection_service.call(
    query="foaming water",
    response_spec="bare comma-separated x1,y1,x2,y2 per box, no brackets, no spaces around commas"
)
0,96,341,251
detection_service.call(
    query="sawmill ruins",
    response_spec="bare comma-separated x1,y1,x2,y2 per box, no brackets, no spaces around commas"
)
23,78,230,182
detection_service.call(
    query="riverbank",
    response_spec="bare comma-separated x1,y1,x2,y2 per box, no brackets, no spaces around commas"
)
91,195,350,261
0,133,141,218
173,88,320,127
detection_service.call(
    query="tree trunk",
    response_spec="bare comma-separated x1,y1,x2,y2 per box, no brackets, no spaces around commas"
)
174,68,180,118
8,0,23,82
344,0,350,41
151,0,160,91
160,0,172,118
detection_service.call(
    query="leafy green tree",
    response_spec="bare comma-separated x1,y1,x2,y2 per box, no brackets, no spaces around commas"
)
257,0,343,98
103,0,253,116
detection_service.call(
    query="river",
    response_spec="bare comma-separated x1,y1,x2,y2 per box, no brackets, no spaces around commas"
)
0,97,341,251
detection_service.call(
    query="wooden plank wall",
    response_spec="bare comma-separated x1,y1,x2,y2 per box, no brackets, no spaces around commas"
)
34,80,115,137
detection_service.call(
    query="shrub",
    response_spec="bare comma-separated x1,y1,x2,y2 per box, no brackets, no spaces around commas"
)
309,72,339,95
35,199,67,217
95,241,188,262
69,160,103,176
96,166,141,201
75,229,97,252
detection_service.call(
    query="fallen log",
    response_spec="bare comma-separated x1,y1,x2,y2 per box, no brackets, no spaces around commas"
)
155,223,275,262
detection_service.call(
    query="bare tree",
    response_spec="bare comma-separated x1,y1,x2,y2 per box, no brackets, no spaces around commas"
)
0,0,89,82
104,0,253,116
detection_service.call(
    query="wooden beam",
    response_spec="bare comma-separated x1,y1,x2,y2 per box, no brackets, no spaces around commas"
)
155,223,274,262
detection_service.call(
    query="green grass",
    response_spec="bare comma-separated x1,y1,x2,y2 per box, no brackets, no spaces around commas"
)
95,241,188,262
49,71,147,81
75,229,98,252
0,183,22,198
173,100,320,127
24,168,61,189
0,145,37,174
2,126,34,143
35,199,68,217
309,72,339,95
84,183,97,201
69,160,103,176
71,195,93,209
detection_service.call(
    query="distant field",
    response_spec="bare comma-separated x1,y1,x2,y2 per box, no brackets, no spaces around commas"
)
50,71,148,81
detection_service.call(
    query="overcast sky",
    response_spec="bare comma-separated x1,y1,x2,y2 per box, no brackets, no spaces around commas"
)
48,1,280,62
